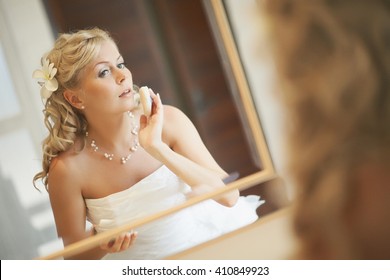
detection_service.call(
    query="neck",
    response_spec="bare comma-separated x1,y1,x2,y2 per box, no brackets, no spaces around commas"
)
86,111,139,152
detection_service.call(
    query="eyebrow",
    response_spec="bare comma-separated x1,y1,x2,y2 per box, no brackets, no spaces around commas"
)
93,55,123,69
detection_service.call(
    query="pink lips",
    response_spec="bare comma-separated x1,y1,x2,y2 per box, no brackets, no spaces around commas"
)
119,89,131,98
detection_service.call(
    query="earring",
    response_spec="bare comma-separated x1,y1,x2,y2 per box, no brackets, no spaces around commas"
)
81,106,85,110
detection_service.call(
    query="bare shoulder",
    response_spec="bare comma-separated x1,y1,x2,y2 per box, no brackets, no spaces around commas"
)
162,105,193,130
162,105,200,147
163,105,187,120
47,144,85,195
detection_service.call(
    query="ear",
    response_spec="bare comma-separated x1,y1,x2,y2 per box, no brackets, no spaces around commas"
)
63,89,84,109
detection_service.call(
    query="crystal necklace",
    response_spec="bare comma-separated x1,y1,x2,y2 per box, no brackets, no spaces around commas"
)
86,112,140,164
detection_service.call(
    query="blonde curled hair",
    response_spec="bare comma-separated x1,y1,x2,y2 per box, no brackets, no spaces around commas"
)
263,0,390,258
33,27,113,191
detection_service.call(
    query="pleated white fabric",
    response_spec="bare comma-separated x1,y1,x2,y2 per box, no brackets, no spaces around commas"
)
85,165,264,259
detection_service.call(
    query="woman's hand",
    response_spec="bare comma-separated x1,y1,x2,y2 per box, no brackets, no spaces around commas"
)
100,231,138,253
138,88,165,154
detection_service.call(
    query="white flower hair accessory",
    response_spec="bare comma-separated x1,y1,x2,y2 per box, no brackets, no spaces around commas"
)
32,57,59,102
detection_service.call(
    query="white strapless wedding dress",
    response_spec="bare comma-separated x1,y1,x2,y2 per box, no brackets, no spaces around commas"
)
85,165,264,259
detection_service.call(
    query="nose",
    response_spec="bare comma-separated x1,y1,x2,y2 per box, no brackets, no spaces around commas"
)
116,69,126,84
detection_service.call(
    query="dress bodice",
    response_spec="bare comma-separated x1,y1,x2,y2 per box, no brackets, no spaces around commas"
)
85,165,263,259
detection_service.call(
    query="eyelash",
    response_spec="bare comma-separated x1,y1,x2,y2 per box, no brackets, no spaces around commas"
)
98,62,127,78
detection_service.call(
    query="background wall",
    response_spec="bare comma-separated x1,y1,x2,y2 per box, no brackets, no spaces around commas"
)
0,0,62,259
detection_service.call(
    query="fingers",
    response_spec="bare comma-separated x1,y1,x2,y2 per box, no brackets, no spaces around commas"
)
139,114,147,130
154,93,162,113
120,231,137,251
100,231,138,253
148,87,157,98
147,88,162,116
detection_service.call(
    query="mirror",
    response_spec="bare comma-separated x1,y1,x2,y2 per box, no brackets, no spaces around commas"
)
0,0,288,260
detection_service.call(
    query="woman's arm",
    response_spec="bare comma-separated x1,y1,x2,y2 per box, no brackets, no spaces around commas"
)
139,92,239,207
48,158,136,259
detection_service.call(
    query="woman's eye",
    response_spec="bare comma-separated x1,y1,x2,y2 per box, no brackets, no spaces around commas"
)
98,69,110,78
117,62,126,69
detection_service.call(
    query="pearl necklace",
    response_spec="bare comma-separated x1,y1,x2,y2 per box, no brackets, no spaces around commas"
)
86,112,140,164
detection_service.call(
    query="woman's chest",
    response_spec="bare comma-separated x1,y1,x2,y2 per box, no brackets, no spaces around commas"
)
81,150,162,199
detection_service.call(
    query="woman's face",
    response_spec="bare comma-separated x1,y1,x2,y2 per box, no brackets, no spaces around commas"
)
80,40,137,115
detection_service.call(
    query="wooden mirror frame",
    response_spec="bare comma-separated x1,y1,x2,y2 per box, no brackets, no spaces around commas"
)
203,0,275,176
39,0,277,260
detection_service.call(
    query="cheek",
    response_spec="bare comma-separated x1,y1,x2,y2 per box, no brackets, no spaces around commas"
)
86,80,113,94
126,69,133,82
83,84,114,107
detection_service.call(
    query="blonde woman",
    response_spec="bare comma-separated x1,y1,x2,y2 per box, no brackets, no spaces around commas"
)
33,28,262,259
262,0,390,259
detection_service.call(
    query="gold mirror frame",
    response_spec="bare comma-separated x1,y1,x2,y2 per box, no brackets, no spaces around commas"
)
39,0,276,260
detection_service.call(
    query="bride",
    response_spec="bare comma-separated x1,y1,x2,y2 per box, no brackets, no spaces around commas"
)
33,27,263,259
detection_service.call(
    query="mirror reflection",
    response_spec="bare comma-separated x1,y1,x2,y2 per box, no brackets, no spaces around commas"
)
0,0,289,260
